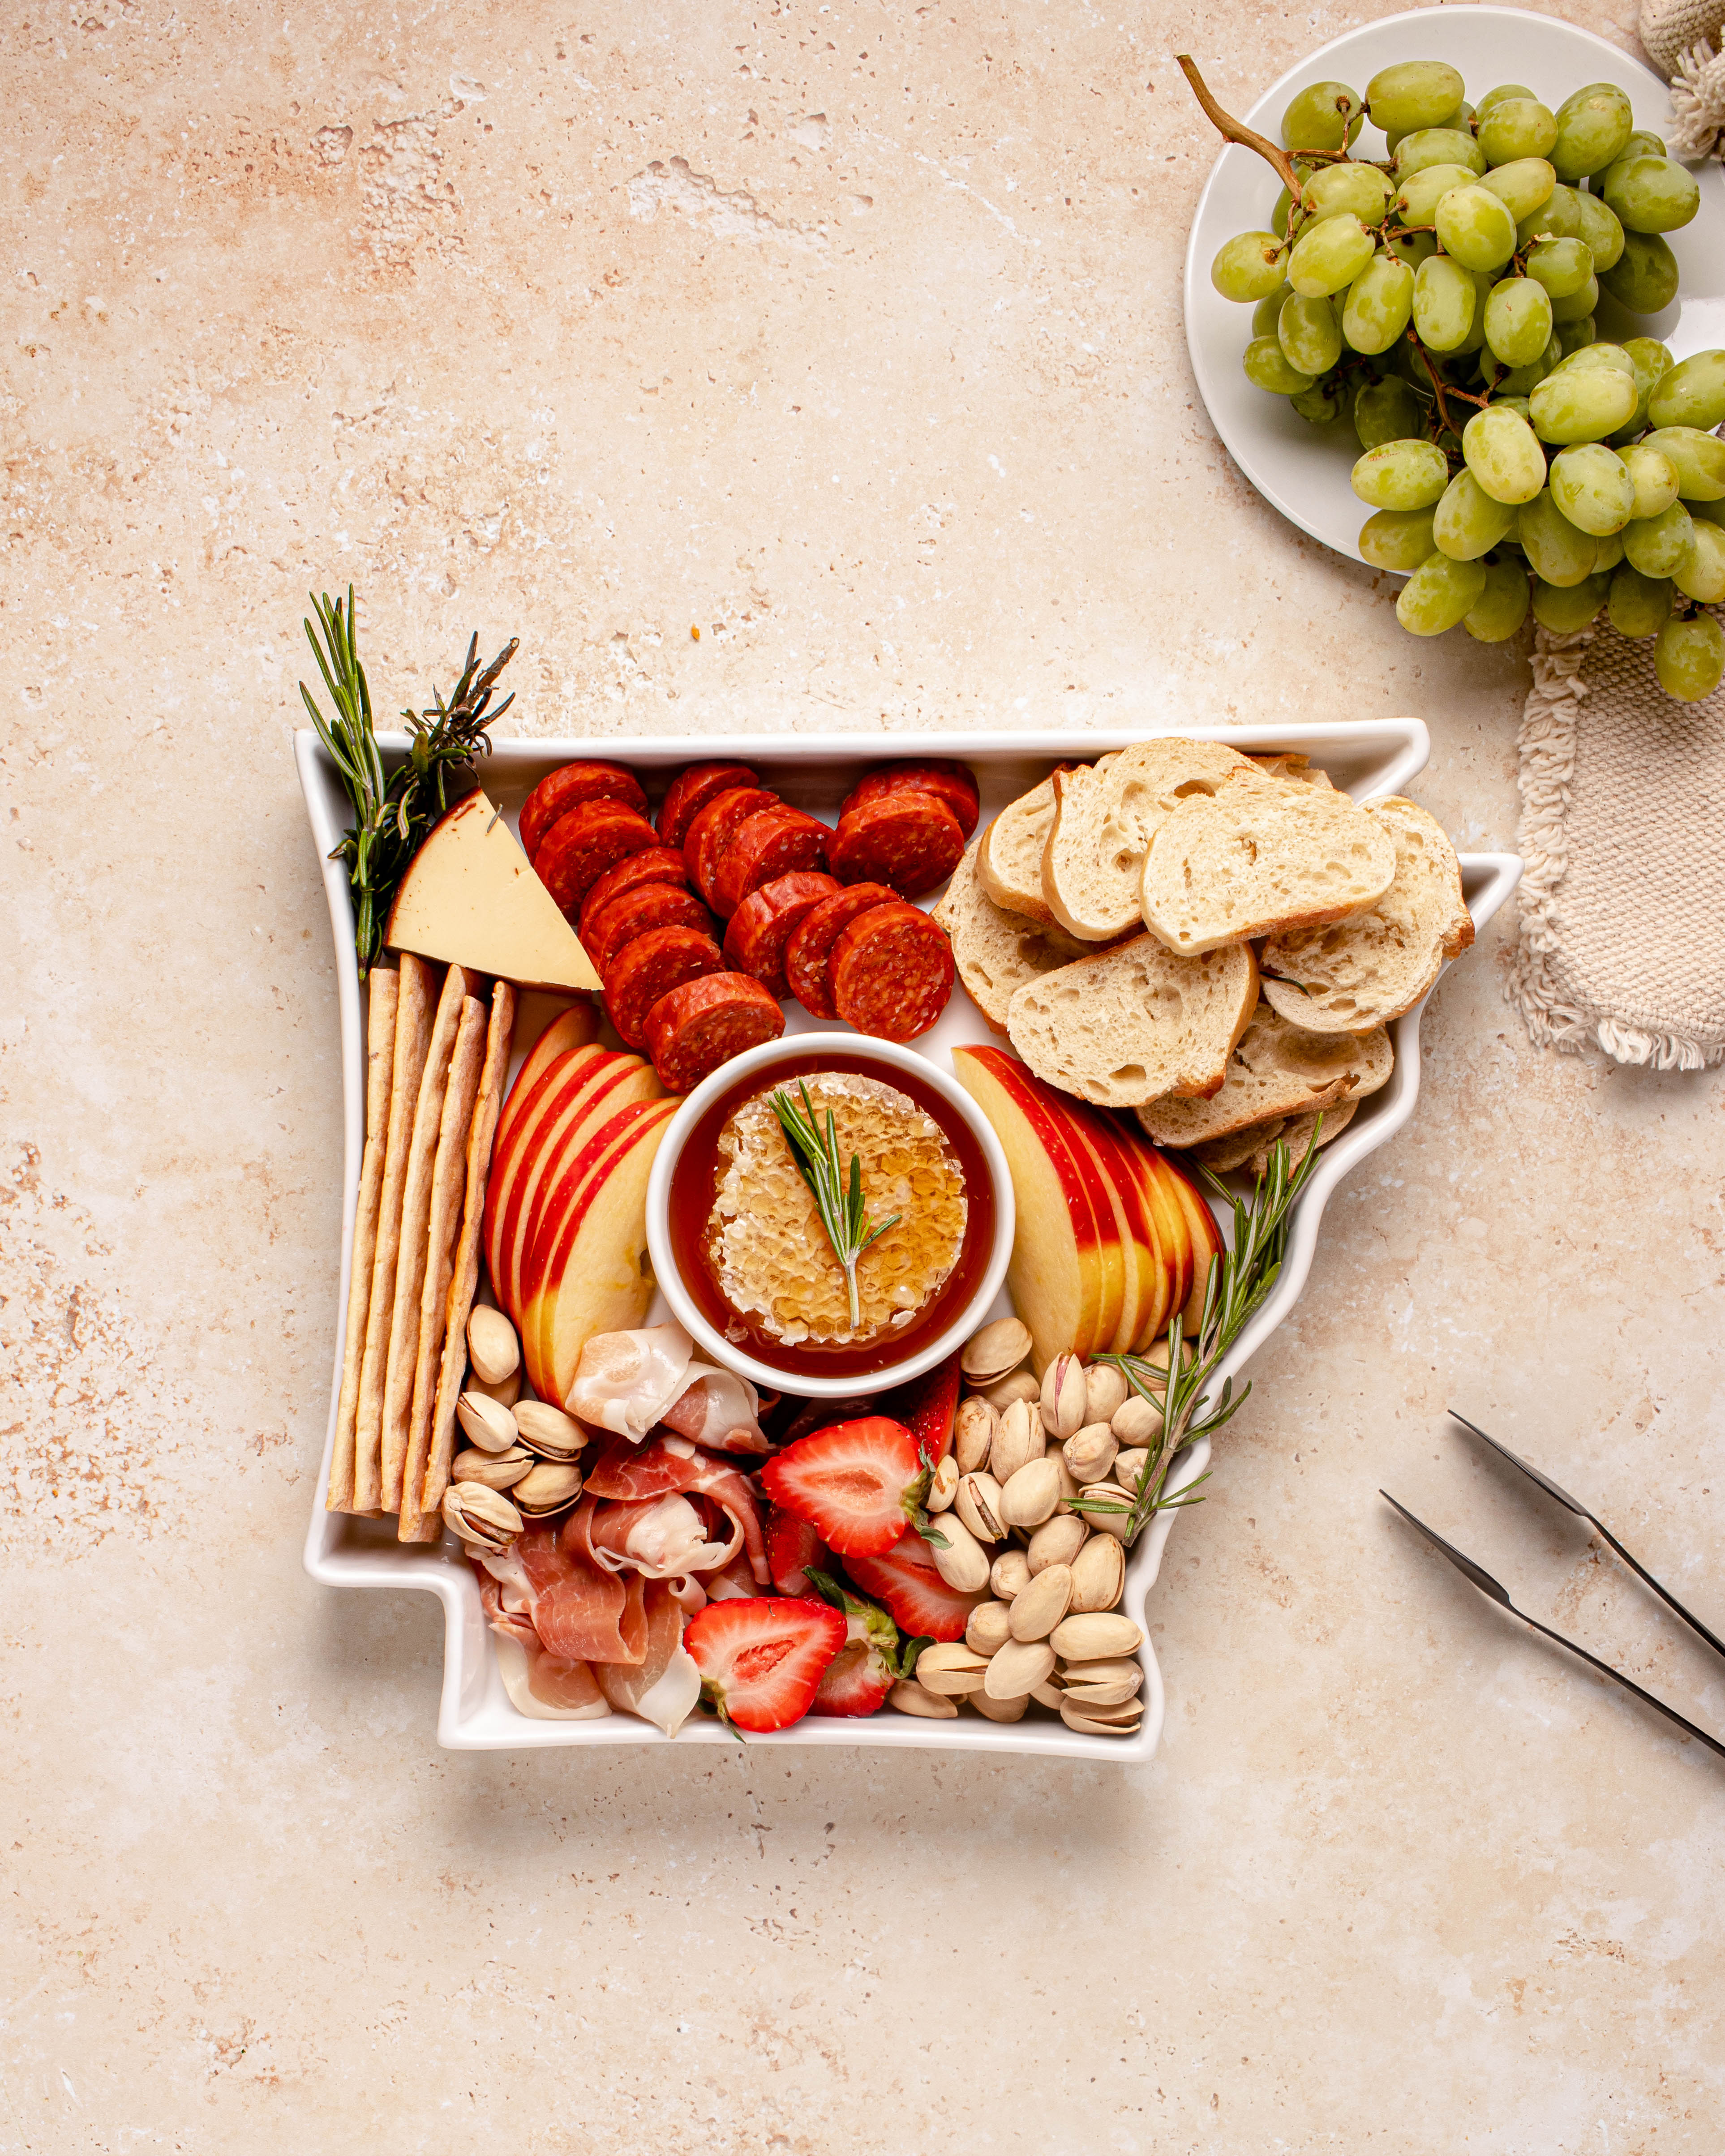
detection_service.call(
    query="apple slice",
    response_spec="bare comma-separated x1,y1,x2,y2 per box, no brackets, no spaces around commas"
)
1063,1102,1163,1355
493,1005,599,1161
1159,1151,1225,1333
486,1043,618,1297
1110,1126,1191,1350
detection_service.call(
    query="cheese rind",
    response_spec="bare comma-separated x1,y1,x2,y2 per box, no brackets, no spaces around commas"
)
384,790,604,993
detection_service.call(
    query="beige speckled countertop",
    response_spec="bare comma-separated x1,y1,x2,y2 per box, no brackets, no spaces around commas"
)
6,1,1724,2147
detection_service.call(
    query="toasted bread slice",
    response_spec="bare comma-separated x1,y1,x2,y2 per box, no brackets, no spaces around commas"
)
1189,1097,1357,1177
1140,769,1396,956
1005,934,1257,1109
1137,1005,1390,1147
978,774,1062,922
1257,796,1473,1033
932,835,1094,1029
1042,738,1255,943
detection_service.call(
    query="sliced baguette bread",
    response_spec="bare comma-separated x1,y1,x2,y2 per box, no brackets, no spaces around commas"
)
1257,796,1473,1033
1140,768,1397,956
1248,752,1333,789
1190,1097,1357,1177
979,777,1057,922
1005,934,1257,1108
1041,738,1255,943
932,835,1094,1029
1137,1005,1391,1147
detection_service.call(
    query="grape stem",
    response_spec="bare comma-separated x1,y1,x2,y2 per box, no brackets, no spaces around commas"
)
1176,55,1306,206
1408,331,1490,444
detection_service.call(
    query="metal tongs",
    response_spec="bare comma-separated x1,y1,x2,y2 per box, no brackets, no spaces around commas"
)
1383,1411,1725,1763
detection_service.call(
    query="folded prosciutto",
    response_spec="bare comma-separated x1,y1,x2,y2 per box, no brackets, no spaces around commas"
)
478,1569,611,1720
592,1578,701,1736
566,1324,767,1454
584,1436,772,1586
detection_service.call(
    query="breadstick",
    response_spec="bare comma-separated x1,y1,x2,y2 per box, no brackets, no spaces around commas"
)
327,965,399,1513
353,953,437,1512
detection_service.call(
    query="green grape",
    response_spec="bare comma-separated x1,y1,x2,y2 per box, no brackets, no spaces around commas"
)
1695,497,1725,529
1412,255,1477,351
1463,403,1548,503
1654,612,1725,701
1342,253,1416,354
1393,161,1481,226
1489,352,1556,398
1549,441,1635,534
1619,336,1674,430
1252,281,1294,337
1619,442,1681,519
1599,231,1679,314
1353,374,1427,450
1592,529,1626,571
1606,130,1669,167
1271,187,1300,242
1454,269,1498,354
1433,467,1517,557
1385,229,1440,270
1395,127,1486,178
1516,182,1582,244
1550,82,1634,181
1519,488,1597,584
1495,395,1533,420
1359,506,1439,569
1445,101,1477,134
1674,520,1725,603
1601,155,1701,235
1647,350,1725,433
1303,163,1395,223
1523,236,1593,300
1531,570,1610,631
1291,381,1349,425
1479,157,1557,224
1282,80,1365,153
1476,98,1558,166
1287,213,1377,297
1529,365,1639,443
1554,341,1635,377
1641,427,1725,501
1484,277,1554,367
1352,437,1451,510
1243,336,1315,394
1279,292,1343,376
1608,564,1674,635
1549,276,1600,325
1464,555,1532,639
1213,231,1289,302
1368,60,1467,137
1476,83,1536,117
1395,549,1488,633
1572,191,1626,272
1622,500,1696,577
1435,184,1518,271
1557,317,1597,357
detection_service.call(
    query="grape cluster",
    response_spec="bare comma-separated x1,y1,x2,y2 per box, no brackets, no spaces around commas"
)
1208,60,1725,701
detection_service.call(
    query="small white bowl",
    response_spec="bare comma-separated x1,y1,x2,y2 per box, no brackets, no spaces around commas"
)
644,1032,1014,1399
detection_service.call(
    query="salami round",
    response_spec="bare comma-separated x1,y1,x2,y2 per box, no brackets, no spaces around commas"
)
644,972,785,1095
783,882,897,1020
684,786,781,908
657,760,760,850
536,802,660,916
710,807,830,918
831,901,956,1043
840,759,980,839
588,882,716,979
604,925,726,1048
520,762,649,863
722,870,840,998
828,793,966,898
576,846,691,947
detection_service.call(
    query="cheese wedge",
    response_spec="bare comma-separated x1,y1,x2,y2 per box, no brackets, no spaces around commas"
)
384,789,603,993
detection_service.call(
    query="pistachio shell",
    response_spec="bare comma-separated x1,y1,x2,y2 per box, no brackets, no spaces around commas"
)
927,1454,960,1513
990,1397,1045,1481
982,1370,1042,1411
1080,1482,1134,1540
468,1367,523,1407
965,1600,1014,1656
954,1396,999,1474
983,1637,1057,1700
451,1444,534,1492
1030,1676,1068,1709
466,1304,521,1385
1064,1423,1119,1483
989,1549,1032,1601
1083,1363,1129,1425
1027,1513,1088,1573
927,1509,991,1592
1113,1446,1151,1495
916,1665,986,1696
1111,1396,1162,1447
971,1689,1029,1723
513,1401,587,1461
999,1456,1061,1528
513,1461,584,1516
954,1470,1006,1543
1061,1657,1144,1707
1050,1612,1144,1662
441,1480,522,1552
1060,1699,1143,1736
1040,1354,1088,1440
889,1680,958,1719
961,1316,1034,1384
1009,1562,1073,1641
918,1641,990,1674
455,1390,519,1456
1068,1533,1125,1612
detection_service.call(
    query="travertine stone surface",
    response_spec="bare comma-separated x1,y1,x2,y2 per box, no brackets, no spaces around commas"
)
6,2,1723,2149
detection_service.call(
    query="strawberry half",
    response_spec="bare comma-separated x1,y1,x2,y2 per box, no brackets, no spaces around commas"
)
764,1504,831,1596
885,1350,962,1462
842,1528,987,1643
803,1568,918,1719
684,1595,846,1733
760,1416,933,1558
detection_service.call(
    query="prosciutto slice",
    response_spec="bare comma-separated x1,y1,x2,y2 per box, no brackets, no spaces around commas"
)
566,1324,766,1453
483,1511,648,1666
478,1569,611,1719
588,1492,740,1579
593,1579,701,1736
582,1437,772,1585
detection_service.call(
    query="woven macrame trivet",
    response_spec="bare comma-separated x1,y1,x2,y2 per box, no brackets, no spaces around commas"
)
1639,0,1725,156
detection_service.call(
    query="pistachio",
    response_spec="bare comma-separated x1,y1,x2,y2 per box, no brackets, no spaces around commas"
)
1040,1353,1088,1440
1030,1676,1068,1710
451,1443,534,1492
1009,1562,1073,1642
1068,1533,1126,1613
1111,1395,1162,1447
928,1509,991,1592
961,1316,1034,1384
1083,1362,1129,1425
889,1680,958,1719
1112,1446,1151,1494
1081,1482,1133,1540
1060,1657,1144,1707
513,1461,584,1516
990,1548,1032,1601
468,1367,523,1408
916,1664,986,1697
953,1395,999,1474
999,1456,1060,1529
965,1600,1013,1656
466,1304,521,1386
1060,1698,1143,1736
1027,1513,1088,1573
513,1401,587,1461
983,1637,1056,1700
982,1369,1042,1411
1064,1422,1118,1484
990,1396,1045,1481
1145,1336,1176,1370
455,1390,519,1456
916,1642,989,1695
1050,1611,1144,1662
923,1453,959,1514
441,1480,522,1552
971,1689,1029,1723
954,1470,1006,1543
1050,1450,1083,1517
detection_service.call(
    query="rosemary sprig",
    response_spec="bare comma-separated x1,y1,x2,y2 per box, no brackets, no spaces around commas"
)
769,1081,901,1332
1072,1125,1328,1548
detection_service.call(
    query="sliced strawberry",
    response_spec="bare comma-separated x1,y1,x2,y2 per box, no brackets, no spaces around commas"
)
684,1596,846,1733
803,1568,915,1718
764,1505,831,1597
885,1351,962,1462
760,1416,933,1557
842,1528,987,1643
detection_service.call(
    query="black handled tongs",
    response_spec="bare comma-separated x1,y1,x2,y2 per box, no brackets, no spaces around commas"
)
1382,1411,1725,1764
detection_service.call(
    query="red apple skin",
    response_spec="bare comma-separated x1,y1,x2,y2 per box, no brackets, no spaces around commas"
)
1061,1102,1165,1354
493,1005,600,1159
485,1044,618,1295
1158,1149,1224,1332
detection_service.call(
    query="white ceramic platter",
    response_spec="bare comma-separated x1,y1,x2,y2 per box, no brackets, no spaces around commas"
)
298,718,1521,1761
1183,5,1725,566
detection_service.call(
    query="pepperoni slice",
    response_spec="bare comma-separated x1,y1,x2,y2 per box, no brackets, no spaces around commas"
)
710,807,830,918
783,882,898,1020
576,847,691,947
587,883,716,979
535,802,660,916
657,761,760,851
831,901,956,1043
723,870,840,999
684,786,781,909
644,973,785,1095
829,793,966,899
840,760,980,839
604,925,726,1048
520,762,649,864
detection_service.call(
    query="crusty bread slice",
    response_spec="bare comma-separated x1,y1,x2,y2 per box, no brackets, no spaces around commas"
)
1042,738,1255,943
1137,1005,1391,1146
1248,752,1333,789
1140,769,1396,956
1190,1097,1357,1176
1005,934,1257,1108
933,835,1094,1029
978,775,1060,922
1258,796,1473,1033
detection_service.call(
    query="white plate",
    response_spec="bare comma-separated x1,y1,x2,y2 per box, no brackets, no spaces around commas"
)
297,719,1521,1761
1183,5,1725,566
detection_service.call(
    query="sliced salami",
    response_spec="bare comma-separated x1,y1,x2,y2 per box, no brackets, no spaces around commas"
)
644,973,785,1095
576,846,691,947
535,802,660,916
711,807,830,918
840,759,980,839
520,762,649,863
657,760,760,850
684,786,781,908
722,870,841,999
587,882,716,979
783,882,898,1020
831,901,956,1043
604,925,726,1048
828,793,966,898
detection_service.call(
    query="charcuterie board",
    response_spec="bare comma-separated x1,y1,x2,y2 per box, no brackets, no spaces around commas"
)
299,716,1520,1760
